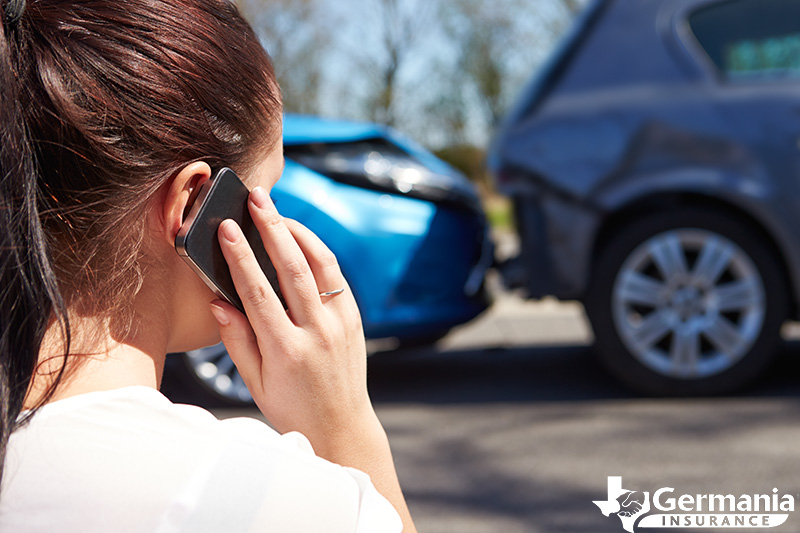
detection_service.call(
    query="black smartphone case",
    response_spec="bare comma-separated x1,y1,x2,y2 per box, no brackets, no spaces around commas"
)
175,167,285,313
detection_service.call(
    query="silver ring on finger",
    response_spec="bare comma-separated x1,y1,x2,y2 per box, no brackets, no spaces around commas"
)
319,288,345,297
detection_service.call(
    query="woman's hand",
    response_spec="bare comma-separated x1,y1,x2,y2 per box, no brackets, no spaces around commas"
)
208,186,417,532
208,186,372,441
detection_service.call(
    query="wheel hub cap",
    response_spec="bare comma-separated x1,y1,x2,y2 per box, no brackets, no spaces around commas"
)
612,230,766,379
670,286,703,321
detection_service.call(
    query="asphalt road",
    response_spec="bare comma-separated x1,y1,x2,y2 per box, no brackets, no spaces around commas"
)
213,291,800,533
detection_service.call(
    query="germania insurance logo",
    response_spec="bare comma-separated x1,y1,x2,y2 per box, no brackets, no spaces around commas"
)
594,477,795,532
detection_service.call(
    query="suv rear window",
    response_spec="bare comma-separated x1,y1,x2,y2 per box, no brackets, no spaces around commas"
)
690,0,800,80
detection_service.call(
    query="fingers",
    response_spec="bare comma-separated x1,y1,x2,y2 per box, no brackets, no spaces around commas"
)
283,219,362,331
218,219,288,327
283,218,348,296
209,299,263,392
247,187,322,324
216,186,351,333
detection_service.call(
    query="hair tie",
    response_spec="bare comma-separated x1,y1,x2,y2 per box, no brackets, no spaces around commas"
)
3,0,26,27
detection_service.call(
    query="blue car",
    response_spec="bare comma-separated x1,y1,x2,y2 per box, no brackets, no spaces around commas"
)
164,115,493,405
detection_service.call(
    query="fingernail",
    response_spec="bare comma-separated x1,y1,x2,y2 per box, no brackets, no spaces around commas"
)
220,219,240,244
209,302,230,326
250,186,270,209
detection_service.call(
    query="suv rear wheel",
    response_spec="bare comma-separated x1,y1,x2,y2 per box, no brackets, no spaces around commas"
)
586,207,787,395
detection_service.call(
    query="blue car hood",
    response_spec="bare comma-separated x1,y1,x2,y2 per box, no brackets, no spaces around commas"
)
283,114,391,145
282,114,458,178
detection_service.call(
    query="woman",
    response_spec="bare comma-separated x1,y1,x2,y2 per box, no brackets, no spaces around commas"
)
0,0,415,531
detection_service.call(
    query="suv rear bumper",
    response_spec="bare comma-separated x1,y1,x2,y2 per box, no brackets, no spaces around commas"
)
504,194,600,300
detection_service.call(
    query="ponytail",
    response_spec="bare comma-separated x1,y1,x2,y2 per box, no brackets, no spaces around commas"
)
0,1,69,488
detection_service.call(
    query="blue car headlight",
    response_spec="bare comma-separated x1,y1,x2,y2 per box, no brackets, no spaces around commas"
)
284,139,481,211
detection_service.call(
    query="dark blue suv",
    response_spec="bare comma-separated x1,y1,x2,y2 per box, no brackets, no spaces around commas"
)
490,0,800,395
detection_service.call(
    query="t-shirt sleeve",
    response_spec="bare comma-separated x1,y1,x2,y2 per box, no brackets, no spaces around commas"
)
342,466,404,533
159,418,403,533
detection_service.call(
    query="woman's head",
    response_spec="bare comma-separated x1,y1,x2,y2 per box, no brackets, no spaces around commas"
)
17,0,281,317
0,0,282,482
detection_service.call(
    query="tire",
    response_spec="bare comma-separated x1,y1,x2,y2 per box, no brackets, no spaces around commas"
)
585,207,788,396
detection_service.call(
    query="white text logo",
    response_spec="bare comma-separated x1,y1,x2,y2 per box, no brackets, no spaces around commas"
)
594,477,793,532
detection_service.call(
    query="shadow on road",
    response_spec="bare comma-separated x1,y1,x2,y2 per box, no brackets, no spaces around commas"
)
367,341,800,405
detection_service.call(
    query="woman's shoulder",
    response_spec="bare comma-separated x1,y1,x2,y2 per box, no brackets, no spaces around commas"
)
11,385,307,462
1,386,401,532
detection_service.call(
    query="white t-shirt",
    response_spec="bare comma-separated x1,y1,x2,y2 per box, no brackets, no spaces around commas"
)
0,386,402,533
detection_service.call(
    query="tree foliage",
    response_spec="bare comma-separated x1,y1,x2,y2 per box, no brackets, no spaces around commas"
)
356,0,436,127
236,0,588,150
236,0,331,115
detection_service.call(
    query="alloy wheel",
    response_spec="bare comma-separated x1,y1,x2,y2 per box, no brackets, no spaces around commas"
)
611,229,766,379
184,344,253,403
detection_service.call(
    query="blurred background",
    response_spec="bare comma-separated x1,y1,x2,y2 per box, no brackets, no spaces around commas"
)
236,0,586,207
161,0,800,531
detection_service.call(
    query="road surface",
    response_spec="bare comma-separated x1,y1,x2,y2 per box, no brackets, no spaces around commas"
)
214,288,800,532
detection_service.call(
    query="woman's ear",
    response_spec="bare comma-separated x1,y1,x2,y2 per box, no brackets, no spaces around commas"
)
162,161,212,243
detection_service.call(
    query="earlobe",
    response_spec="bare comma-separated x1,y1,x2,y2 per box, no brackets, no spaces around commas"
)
162,161,212,243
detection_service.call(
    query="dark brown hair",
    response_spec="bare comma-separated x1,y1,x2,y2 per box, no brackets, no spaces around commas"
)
0,0,281,488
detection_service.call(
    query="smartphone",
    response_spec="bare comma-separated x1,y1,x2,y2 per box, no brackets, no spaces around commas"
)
175,167,285,313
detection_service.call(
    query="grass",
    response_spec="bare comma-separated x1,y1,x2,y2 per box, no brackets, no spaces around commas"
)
483,193,514,232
